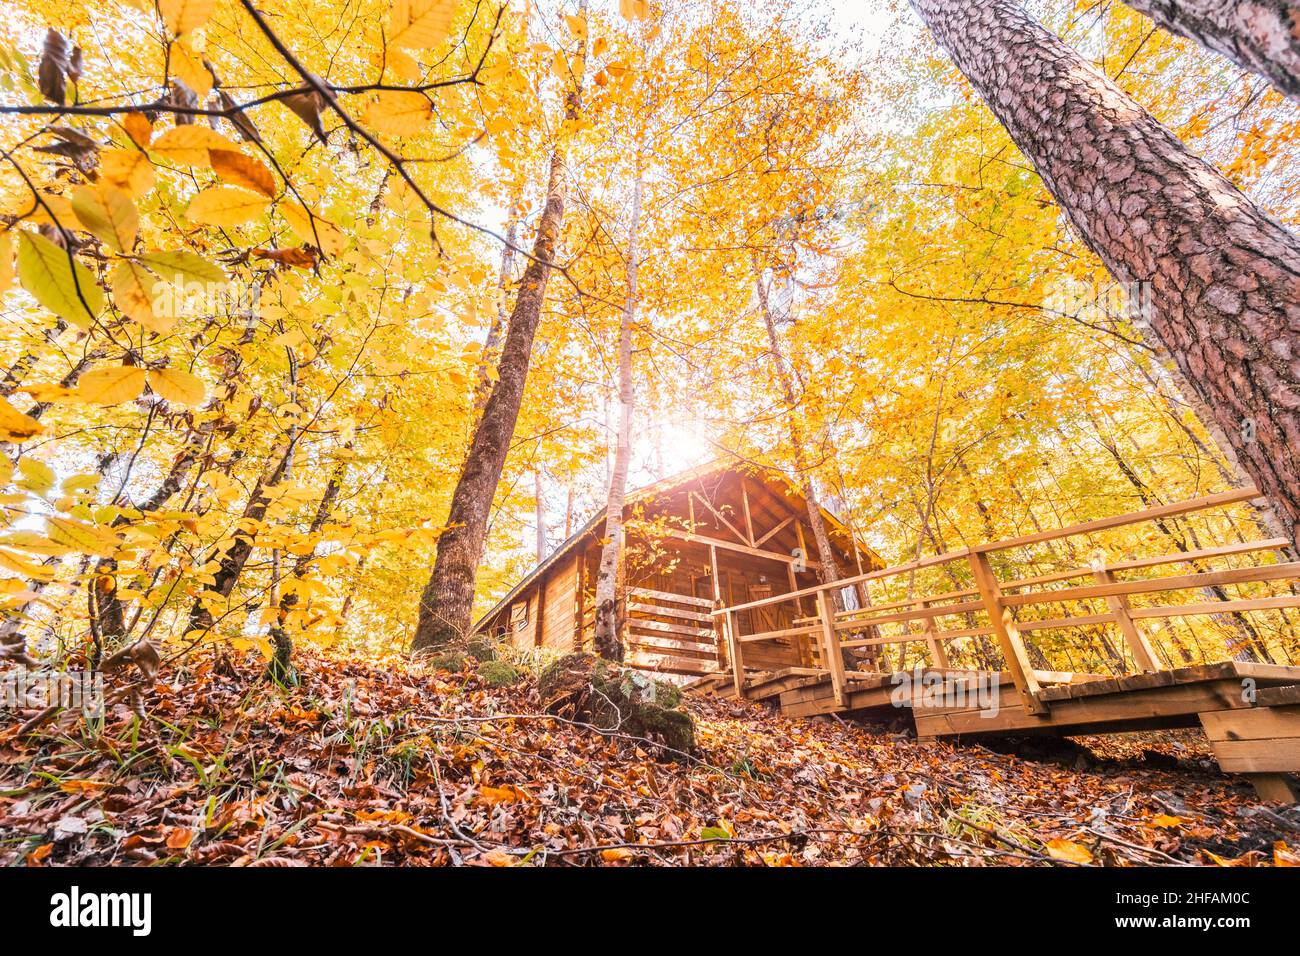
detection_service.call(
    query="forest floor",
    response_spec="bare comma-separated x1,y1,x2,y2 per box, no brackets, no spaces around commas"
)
2,649,1298,866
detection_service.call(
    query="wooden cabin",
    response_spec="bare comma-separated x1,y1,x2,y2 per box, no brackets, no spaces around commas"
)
474,462,877,678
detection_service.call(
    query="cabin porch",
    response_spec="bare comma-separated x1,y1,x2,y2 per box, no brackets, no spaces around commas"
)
691,486,1300,801
578,532,821,678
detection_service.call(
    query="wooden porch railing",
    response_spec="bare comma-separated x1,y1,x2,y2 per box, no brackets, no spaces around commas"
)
624,586,722,675
711,487,1300,711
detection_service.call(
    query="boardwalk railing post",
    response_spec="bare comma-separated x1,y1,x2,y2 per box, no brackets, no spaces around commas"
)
968,551,1047,715
920,599,951,669
725,609,744,698
1091,567,1160,673
816,586,848,706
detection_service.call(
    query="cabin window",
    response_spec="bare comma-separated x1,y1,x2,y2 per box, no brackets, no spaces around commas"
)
509,600,528,632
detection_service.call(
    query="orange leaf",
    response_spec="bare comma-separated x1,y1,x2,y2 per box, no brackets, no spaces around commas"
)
1044,838,1093,865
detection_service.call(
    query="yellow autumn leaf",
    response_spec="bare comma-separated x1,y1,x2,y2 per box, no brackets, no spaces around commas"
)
151,125,240,166
46,516,122,558
122,111,152,149
16,230,105,329
388,0,460,50
187,186,269,227
160,0,215,36
0,396,43,443
98,148,156,198
619,0,649,21
73,365,148,405
281,203,347,256
0,547,55,580
150,367,206,406
363,90,432,136
1150,814,1182,829
16,457,56,494
140,249,225,285
0,530,68,556
72,182,138,252
210,149,277,198
171,41,214,99
61,473,101,493
112,259,170,333
384,47,423,82
1044,838,1093,865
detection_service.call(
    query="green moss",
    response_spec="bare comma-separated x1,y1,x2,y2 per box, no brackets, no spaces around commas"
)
539,652,695,757
465,636,499,662
427,650,468,673
476,659,520,687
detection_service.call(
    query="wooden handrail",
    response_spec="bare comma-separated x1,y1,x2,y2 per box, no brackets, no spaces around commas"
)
1000,561,1300,607
716,486,1295,710
712,487,1264,617
793,536,1290,627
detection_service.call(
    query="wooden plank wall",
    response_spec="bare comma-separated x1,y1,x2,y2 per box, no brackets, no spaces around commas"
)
540,556,579,652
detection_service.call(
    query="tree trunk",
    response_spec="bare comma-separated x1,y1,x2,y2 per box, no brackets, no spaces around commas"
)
754,265,844,589
1123,1,1300,100
186,435,296,636
910,0,1300,548
412,43,586,653
593,165,643,663
534,467,547,563
266,456,348,682
474,197,523,411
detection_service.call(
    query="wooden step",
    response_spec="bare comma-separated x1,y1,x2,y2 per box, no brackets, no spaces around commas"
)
627,652,716,675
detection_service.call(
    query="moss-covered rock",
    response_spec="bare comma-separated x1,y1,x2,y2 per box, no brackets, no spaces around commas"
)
538,652,695,757
465,636,499,662
427,650,468,673
476,659,520,687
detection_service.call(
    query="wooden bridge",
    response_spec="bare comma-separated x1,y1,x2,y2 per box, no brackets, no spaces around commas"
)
687,486,1300,802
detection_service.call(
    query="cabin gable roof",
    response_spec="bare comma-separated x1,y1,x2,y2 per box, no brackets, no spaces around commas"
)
472,459,874,633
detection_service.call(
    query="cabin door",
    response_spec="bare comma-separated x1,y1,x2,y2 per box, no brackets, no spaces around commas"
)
748,583,776,633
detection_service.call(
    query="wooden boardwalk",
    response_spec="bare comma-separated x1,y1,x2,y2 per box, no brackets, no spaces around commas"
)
689,487,1300,802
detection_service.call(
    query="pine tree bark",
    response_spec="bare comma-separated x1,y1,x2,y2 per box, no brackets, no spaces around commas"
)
1122,1,1300,100
910,0,1300,547
412,56,585,652
593,166,643,663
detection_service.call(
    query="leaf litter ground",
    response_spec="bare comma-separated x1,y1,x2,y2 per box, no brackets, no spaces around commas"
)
2,651,1297,866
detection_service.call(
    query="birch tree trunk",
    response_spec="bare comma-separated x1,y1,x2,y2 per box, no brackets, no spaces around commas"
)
1122,1,1300,100
534,468,547,563
910,0,1300,547
753,266,843,589
474,200,522,411
593,165,643,663
412,33,586,652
